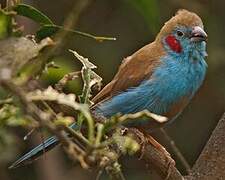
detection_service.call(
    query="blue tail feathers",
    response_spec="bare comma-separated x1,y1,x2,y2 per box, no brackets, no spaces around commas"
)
9,123,79,169
9,136,59,169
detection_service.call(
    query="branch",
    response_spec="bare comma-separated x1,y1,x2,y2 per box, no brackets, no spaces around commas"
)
0,75,89,169
128,112,225,180
127,129,184,180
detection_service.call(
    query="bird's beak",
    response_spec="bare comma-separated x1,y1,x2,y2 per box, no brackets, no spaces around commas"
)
191,26,207,42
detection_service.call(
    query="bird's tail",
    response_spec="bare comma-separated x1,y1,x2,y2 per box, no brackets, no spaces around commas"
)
9,123,79,169
9,135,59,169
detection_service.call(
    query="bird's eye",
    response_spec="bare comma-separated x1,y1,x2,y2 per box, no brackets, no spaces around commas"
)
176,30,184,37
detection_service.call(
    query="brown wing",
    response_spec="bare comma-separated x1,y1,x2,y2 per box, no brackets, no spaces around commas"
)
92,41,165,106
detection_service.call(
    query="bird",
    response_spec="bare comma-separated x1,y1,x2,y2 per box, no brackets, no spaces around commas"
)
9,9,208,169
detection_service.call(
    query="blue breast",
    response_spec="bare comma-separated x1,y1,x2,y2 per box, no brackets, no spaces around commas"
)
95,45,207,120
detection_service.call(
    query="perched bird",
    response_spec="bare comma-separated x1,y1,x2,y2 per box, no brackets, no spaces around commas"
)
10,9,207,168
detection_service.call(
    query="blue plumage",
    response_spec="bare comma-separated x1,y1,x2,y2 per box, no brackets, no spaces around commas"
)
9,124,79,169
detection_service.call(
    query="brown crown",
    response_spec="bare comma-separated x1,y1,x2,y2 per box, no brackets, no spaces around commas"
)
156,9,203,41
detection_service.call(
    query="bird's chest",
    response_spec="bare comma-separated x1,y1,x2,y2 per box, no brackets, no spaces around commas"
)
147,55,206,115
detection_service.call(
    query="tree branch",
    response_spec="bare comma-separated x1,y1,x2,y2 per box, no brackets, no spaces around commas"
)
128,112,225,180
0,76,89,169
127,129,184,180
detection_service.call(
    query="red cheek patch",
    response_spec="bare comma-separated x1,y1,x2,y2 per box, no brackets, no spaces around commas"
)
165,35,182,53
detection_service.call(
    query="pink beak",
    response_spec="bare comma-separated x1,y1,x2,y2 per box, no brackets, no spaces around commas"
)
191,26,208,42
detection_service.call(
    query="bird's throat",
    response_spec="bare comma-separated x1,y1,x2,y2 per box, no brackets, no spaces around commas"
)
165,35,182,53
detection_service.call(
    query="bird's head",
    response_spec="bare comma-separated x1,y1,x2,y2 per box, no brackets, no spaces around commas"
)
156,9,207,55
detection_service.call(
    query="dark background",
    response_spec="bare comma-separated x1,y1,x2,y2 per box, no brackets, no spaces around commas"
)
1,0,225,180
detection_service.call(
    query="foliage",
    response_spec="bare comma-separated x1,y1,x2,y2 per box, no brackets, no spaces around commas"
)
0,2,166,179
13,4,53,25
0,9,12,39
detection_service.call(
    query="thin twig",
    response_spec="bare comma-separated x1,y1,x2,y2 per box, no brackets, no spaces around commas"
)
23,128,35,140
96,169,104,180
62,125,91,148
40,25,116,42
55,71,81,92
37,0,94,78
45,0,93,57
160,128,191,174
106,162,126,180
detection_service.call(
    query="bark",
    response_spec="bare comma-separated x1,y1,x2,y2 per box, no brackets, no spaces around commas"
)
130,112,225,180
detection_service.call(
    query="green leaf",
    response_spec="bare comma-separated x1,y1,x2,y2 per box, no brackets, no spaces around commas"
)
13,4,53,25
125,0,160,33
0,10,12,39
36,24,59,40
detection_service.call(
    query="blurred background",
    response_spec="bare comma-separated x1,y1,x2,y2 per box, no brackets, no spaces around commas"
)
1,0,225,180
